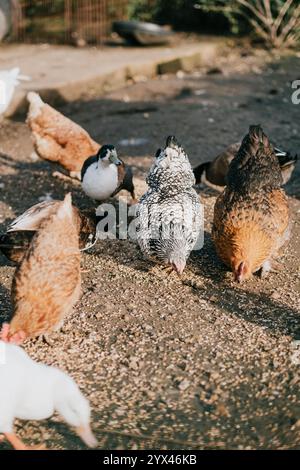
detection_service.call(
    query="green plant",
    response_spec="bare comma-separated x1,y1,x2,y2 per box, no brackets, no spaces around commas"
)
196,0,300,48
128,0,159,22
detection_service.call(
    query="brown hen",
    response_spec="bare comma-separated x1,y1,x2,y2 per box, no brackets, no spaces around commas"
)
212,125,290,282
193,142,297,190
27,92,100,176
0,200,98,264
0,193,81,344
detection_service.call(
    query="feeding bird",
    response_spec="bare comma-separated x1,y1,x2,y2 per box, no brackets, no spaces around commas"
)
0,67,30,116
26,92,100,177
0,193,81,344
212,125,290,283
136,136,202,274
0,200,99,265
81,144,136,202
0,341,97,450
193,141,297,190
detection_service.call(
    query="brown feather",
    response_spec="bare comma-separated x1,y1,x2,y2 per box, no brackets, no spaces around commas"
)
0,202,97,264
27,93,100,173
206,142,241,186
7,194,81,341
212,126,290,281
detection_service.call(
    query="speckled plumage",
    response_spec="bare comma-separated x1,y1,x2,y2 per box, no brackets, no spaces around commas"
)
1,194,81,343
137,136,202,273
212,125,290,282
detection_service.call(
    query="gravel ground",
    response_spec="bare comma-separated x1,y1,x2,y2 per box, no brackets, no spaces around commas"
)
0,46,299,450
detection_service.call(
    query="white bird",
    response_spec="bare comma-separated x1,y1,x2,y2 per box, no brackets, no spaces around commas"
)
0,67,30,116
0,341,98,450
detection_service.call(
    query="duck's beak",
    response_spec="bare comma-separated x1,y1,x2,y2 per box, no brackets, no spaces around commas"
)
76,425,98,448
109,152,122,166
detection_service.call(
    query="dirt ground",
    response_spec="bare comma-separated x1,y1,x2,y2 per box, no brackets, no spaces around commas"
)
0,46,299,450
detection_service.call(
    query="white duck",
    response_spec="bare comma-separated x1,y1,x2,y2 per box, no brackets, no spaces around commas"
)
0,67,30,116
0,341,98,450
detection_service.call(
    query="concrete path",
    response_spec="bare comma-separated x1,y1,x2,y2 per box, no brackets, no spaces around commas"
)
0,39,221,116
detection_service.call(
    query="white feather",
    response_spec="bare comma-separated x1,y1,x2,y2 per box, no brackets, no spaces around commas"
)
82,160,118,201
0,341,97,447
0,68,30,115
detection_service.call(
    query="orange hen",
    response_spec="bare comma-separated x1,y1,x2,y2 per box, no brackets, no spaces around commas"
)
212,125,290,282
0,200,98,264
27,92,100,176
0,193,81,344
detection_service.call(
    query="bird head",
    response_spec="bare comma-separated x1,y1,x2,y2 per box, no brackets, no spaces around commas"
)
166,135,180,149
147,136,195,191
164,234,189,275
232,260,252,283
168,253,186,275
98,145,122,166
162,135,184,167
54,371,98,448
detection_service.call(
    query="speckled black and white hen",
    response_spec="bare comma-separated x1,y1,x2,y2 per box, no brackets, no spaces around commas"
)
137,136,202,274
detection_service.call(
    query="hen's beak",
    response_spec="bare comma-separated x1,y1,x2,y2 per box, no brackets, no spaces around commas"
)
76,425,98,448
172,260,186,276
234,272,244,283
234,261,249,283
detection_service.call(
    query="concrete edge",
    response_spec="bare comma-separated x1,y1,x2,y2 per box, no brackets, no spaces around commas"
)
6,42,223,117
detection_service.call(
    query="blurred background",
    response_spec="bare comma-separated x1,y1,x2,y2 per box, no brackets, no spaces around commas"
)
0,0,299,49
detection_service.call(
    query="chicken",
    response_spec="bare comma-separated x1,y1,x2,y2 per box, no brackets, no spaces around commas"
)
0,193,81,344
0,200,98,264
26,92,100,177
0,341,97,450
212,125,290,282
137,136,202,274
81,144,136,202
193,142,297,190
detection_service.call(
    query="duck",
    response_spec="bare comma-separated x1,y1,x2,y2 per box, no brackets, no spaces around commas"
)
0,200,98,265
193,141,297,190
81,144,136,202
137,136,202,275
26,92,100,178
0,341,97,450
212,125,290,282
0,193,82,344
